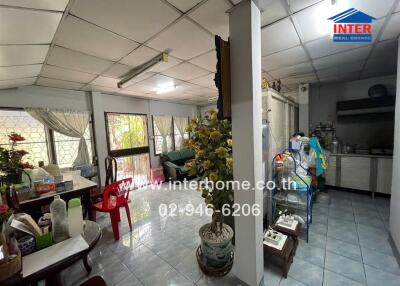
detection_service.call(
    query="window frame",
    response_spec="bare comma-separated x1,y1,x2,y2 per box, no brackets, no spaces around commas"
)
152,115,190,156
104,112,150,158
0,107,95,167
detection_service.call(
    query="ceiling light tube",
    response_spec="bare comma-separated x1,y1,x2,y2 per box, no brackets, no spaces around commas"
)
117,50,169,88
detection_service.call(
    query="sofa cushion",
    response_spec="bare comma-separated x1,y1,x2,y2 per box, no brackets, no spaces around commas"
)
162,150,182,163
179,148,195,159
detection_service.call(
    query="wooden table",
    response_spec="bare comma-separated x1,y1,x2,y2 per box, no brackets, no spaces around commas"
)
19,176,97,221
264,237,295,278
273,223,301,255
2,220,101,286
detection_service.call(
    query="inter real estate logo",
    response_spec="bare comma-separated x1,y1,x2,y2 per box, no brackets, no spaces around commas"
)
328,8,376,42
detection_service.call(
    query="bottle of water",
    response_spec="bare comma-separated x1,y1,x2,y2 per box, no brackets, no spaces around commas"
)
68,198,83,237
50,195,69,243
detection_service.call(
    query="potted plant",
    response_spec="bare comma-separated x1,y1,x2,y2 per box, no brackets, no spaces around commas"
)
184,109,234,270
0,133,32,185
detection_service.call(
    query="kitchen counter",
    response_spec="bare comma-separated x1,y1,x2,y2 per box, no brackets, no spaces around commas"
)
330,153,393,158
326,154,393,196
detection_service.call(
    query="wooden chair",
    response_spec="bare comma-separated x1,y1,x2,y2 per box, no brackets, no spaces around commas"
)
92,178,133,240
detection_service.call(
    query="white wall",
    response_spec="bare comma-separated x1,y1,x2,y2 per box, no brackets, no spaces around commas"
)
0,85,91,110
390,38,400,255
0,86,198,186
309,75,397,149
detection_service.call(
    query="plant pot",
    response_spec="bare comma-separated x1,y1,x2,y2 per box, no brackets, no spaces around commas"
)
6,172,22,185
199,223,234,268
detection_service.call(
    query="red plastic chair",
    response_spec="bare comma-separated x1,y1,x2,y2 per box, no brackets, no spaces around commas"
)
92,178,133,240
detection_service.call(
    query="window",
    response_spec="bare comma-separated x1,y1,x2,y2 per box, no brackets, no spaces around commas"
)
54,128,93,168
105,112,150,186
0,110,49,165
0,109,94,168
153,116,190,155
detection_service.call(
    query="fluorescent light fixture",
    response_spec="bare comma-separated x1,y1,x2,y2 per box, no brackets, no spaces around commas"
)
315,0,347,37
117,50,169,89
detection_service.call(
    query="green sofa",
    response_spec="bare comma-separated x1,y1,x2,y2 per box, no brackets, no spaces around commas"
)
160,148,195,181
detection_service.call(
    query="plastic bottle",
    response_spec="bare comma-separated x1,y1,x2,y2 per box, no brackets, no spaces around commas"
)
50,195,69,243
68,198,83,237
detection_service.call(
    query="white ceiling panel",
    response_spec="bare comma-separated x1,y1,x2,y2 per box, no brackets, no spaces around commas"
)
396,1,400,12
380,12,400,41
362,56,397,78
82,84,119,94
120,46,158,67
47,46,113,74
189,50,217,72
41,65,97,83
312,46,372,70
56,16,139,61
190,73,215,88
90,76,120,88
288,0,321,13
261,0,288,26
0,77,36,89
0,45,49,66
162,62,210,81
370,40,398,60
139,74,183,90
102,63,131,79
0,7,62,44
0,64,42,80
306,36,370,59
37,77,84,90
166,0,203,12
262,46,308,71
147,18,214,60
281,73,317,85
261,18,300,56
189,0,231,40
147,55,182,73
0,0,69,11
319,71,360,83
124,82,155,94
70,0,180,43
317,60,365,78
269,62,314,78
116,89,149,97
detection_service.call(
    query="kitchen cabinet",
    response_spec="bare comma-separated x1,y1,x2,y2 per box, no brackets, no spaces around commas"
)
325,156,336,186
340,157,371,191
326,154,392,195
376,158,393,194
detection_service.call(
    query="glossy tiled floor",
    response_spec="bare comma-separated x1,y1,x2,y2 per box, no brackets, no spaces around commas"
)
61,185,399,286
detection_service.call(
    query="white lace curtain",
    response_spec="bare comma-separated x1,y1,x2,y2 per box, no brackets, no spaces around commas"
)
154,116,172,153
25,108,91,167
174,117,188,149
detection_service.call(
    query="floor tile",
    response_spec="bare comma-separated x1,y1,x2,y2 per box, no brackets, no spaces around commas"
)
327,227,359,245
326,237,362,262
300,230,327,249
364,264,400,286
309,222,328,235
279,277,307,286
114,273,144,286
264,267,282,286
325,252,366,284
288,257,324,286
296,240,325,267
323,269,365,286
361,247,400,275
175,250,203,282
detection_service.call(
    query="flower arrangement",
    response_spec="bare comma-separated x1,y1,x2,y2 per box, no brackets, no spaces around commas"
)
0,133,33,185
184,109,233,235
0,204,12,232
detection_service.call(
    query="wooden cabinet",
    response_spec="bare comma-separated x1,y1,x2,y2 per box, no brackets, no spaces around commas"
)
376,158,393,194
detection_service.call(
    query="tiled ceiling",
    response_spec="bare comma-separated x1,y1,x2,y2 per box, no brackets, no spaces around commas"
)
0,0,399,105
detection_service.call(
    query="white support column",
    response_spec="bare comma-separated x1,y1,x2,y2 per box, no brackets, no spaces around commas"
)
298,83,310,135
230,1,263,286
